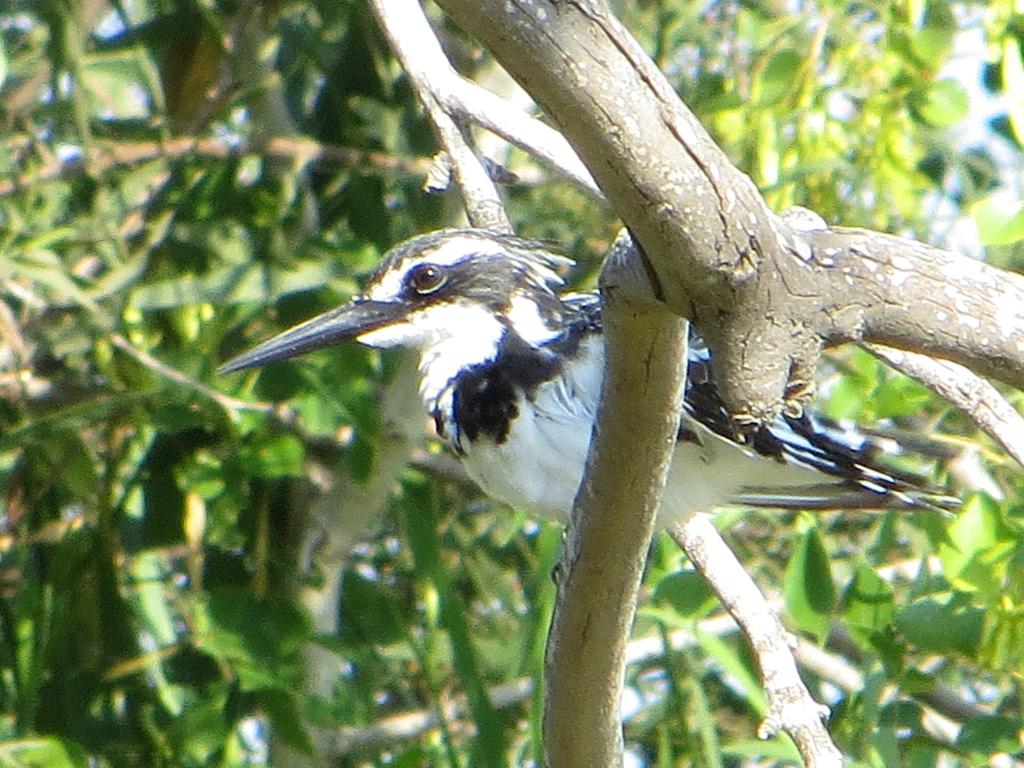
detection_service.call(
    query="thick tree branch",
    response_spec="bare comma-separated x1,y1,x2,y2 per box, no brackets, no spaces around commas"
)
340,9,1024,472
362,7,685,763
357,5,1020,766
327,4,1020,766
544,234,688,767
433,0,1024,425
801,227,1024,393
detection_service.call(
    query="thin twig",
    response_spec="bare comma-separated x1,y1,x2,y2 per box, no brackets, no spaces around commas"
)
332,677,533,756
108,332,291,420
865,343,1024,470
367,0,510,232
443,78,602,197
0,135,429,196
670,514,843,767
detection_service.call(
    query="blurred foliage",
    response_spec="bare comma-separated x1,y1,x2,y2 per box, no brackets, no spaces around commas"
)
1,0,1023,766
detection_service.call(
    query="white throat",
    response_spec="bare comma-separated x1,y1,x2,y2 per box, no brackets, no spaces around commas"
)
412,303,507,409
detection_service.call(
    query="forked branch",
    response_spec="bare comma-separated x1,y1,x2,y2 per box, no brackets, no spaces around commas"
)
434,0,1024,424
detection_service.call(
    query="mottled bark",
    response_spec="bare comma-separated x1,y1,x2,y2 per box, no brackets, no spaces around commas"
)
434,0,1024,424
544,234,688,767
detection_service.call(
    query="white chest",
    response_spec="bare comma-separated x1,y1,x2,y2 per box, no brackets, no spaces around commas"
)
459,388,593,520
426,333,827,525
453,336,603,520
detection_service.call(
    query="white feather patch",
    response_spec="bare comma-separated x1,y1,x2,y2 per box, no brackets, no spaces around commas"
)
506,293,560,345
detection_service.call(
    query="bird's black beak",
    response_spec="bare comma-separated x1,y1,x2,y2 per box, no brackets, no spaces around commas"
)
218,299,403,374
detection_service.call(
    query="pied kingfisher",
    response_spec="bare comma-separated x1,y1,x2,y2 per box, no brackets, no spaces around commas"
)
221,229,951,524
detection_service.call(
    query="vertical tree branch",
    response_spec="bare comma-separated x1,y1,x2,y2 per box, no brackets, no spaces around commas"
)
433,0,1024,421
544,234,688,766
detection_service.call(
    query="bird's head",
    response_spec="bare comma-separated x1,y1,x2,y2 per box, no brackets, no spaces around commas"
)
219,229,574,375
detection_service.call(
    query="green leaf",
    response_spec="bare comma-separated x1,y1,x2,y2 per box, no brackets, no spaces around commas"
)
895,600,983,656
238,434,304,478
783,522,835,641
696,631,766,715
49,431,99,499
131,553,179,646
900,668,937,695
822,348,881,421
337,570,411,646
192,589,308,691
956,715,1022,754
1002,37,1024,147
970,194,1024,246
0,737,89,768
909,5,955,63
652,569,716,619
938,494,1016,595
912,79,969,127
758,49,803,105
842,564,896,635
873,374,934,419
254,689,313,754
81,50,152,120
980,599,1024,671
878,699,923,730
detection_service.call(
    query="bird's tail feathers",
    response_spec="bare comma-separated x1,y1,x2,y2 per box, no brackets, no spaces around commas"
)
733,481,959,513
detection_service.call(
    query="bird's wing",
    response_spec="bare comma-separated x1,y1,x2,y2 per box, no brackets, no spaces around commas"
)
556,295,955,510
683,334,956,511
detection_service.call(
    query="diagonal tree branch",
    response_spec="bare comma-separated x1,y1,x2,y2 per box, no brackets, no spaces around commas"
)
356,2,1021,766
865,344,1024,469
340,3,1020,766
358,8,687,764
365,0,602,197
670,514,842,767
353,19,1024,471
442,76,602,197
368,0,510,231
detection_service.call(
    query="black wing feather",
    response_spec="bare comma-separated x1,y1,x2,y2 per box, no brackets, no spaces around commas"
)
558,294,954,510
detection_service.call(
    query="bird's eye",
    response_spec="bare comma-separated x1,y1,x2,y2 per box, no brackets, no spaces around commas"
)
406,263,446,295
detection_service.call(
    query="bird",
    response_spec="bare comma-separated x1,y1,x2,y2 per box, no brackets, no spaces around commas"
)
220,229,953,526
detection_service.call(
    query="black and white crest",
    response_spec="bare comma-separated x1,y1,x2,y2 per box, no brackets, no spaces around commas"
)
365,229,573,317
